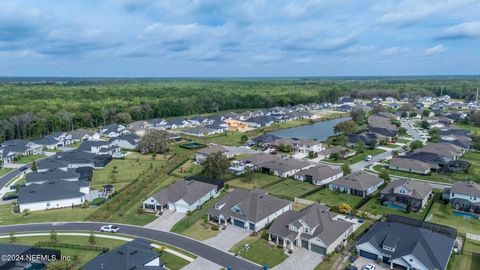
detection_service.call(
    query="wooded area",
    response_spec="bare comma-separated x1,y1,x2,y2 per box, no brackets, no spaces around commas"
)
1,77,479,141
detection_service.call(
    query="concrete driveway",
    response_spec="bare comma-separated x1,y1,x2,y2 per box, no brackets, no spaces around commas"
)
353,257,390,270
274,248,324,270
203,225,251,251
181,258,222,270
144,210,185,231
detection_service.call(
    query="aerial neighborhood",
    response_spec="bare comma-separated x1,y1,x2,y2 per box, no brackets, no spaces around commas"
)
1,90,479,270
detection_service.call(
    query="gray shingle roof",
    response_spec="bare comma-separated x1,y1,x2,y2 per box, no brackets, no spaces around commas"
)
381,179,432,200
389,157,432,172
150,180,217,205
357,221,455,270
82,239,165,270
294,165,342,180
18,180,86,204
330,171,383,191
450,181,480,197
239,153,281,166
25,168,80,184
260,158,313,174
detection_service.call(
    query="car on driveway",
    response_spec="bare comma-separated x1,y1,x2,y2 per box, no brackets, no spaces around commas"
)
100,225,119,233
363,264,376,270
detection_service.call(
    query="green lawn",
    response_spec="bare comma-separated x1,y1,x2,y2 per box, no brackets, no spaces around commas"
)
14,154,45,164
228,173,284,190
359,194,435,220
395,138,412,144
348,149,386,164
170,191,226,240
230,231,288,268
170,159,203,178
373,151,480,184
382,144,399,149
304,188,366,209
0,168,12,177
456,240,480,270
0,204,94,225
264,179,318,200
0,235,125,270
428,200,480,236
456,123,480,136
92,156,166,190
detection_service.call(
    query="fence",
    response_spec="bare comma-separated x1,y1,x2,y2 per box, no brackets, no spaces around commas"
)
294,197,315,206
34,241,110,253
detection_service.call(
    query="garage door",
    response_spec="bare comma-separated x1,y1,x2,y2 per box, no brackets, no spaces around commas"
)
310,244,327,255
233,219,245,228
359,250,378,260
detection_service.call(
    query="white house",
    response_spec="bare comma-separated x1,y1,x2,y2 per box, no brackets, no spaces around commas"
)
293,165,344,186
143,180,218,213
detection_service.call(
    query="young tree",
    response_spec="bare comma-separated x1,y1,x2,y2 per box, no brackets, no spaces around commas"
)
338,203,352,214
379,171,391,182
240,134,249,142
341,163,351,174
422,109,430,118
334,120,358,135
50,230,58,243
244,167,254,182
203,152,230,179
355,142,366,153
330,152,340,161
9,231,16,243
351,109,367,125
31,160,37,172
89,231,96,245
409,140,424,150
420,120,429,129
429,128,440,143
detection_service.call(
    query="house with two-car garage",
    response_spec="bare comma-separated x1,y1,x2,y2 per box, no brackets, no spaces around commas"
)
207,189,292,232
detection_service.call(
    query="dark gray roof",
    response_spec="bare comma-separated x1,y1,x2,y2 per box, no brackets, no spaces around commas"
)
82,239,165,270
252,134,282,144
268,203,353,246
33,136,59,146
109,134,140,145
150,180,217,205
25,168,80,184
295,165,342,180
381,179,432,200
260,158,313,174
36,157,70,171
196,145,228,155
70,128,95,140
330,171,383,191
389,157,432,171
18,180,86,204
208,189,291,223
239,153,281,166
0,244,31,267
358,221,455,270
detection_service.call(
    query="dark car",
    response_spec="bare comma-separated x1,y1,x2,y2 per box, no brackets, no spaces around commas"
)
346,266,358,270
2,193,19,201
20,167,28,171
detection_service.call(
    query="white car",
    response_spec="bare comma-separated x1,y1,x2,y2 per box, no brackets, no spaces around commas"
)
363,264,376,270
100,224,120,233
364,155,372,162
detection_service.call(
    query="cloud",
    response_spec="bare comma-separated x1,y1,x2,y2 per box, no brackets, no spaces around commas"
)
382,46,410,56
423,44,448,56
378,0,473,25
438,21,480,39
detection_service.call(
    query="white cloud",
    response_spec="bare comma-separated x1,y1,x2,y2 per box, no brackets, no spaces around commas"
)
382,46,410,56
423,44,448,56
439,21,480,39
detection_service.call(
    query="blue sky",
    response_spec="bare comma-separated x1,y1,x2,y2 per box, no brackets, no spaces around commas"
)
0,0,479,77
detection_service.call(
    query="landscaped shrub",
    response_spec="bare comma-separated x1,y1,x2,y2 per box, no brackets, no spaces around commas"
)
90,197,107,206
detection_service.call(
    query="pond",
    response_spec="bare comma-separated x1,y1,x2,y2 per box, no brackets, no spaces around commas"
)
267,116,351,141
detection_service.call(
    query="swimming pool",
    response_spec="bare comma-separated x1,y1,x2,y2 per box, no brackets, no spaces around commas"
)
453,211,479,219
383,202,406,211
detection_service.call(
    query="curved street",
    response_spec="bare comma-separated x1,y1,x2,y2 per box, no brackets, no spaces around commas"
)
0,222,261,270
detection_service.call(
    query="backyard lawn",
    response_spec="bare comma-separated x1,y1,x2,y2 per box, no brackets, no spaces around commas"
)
264,179,318,200
14,154,45,164
91,155,167,190
170,159,203,178
395,138,412,144
0,204,94,225
170,191,226,241
230,231,288,268
456,240,480,270
359,194,435,220
228,173,283,190
304,188,365,208
428,200,480,236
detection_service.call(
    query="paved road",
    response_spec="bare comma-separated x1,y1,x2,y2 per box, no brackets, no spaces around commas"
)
0,165,29,190
351,147,400,172
401,119,424,142
0,222,261,270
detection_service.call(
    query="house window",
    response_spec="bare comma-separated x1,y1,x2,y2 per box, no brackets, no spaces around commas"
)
47,202,50,207
452,193,455,197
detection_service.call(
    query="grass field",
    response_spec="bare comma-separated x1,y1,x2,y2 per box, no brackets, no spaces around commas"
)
304,188,365,208
0,168,12,177
230,231,288,268
0,204,94,225
14,154,45,164
456,123,480,135
428,200,480,236
395,138,412,144
170,191,226,240
228,173,284,190
373,151,480,184
91,152,169,190
170,159,203,178
264,179,318,200
456,240,480,270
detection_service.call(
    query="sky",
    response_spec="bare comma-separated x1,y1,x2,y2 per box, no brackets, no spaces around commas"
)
0,0,479,77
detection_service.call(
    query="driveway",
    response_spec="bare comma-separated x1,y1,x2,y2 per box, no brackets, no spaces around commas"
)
203,225,251,251
273,248,324,270
353,257,390,270
181,258,222,270
144,210,185,231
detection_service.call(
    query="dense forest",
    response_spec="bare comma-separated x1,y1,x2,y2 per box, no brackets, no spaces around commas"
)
1,77,479,141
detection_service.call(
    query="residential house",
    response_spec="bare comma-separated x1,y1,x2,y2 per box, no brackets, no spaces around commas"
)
388,158,432,175
356,217,455,270
195,145,228,164
70,128,100,142
127,120,149,136
181,126,224,137
271,138,324,154
259,158,315,178
98,123,129,138
268,203,355,255
328,171,384,197
380,179,433,212
0,140,42,164
293,165,343,186
166,118,189,129
252,134,282,147
442,181,480,217
347,132,384,148
82,239,166,270
208,189,292,232
109,134,140,150
244,116,276,128
146,118,168,130
225,119,249,132
143,180,218,213
321,146,356,160
238,153,282,170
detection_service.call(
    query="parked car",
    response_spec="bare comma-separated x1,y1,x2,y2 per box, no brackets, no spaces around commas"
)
346,266,358,270
364,155,372,161
363,264,376,270
100,225,120,233
20,167,28,171
2,193,18,201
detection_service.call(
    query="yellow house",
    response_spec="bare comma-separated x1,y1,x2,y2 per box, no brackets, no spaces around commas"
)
225,119,249,132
